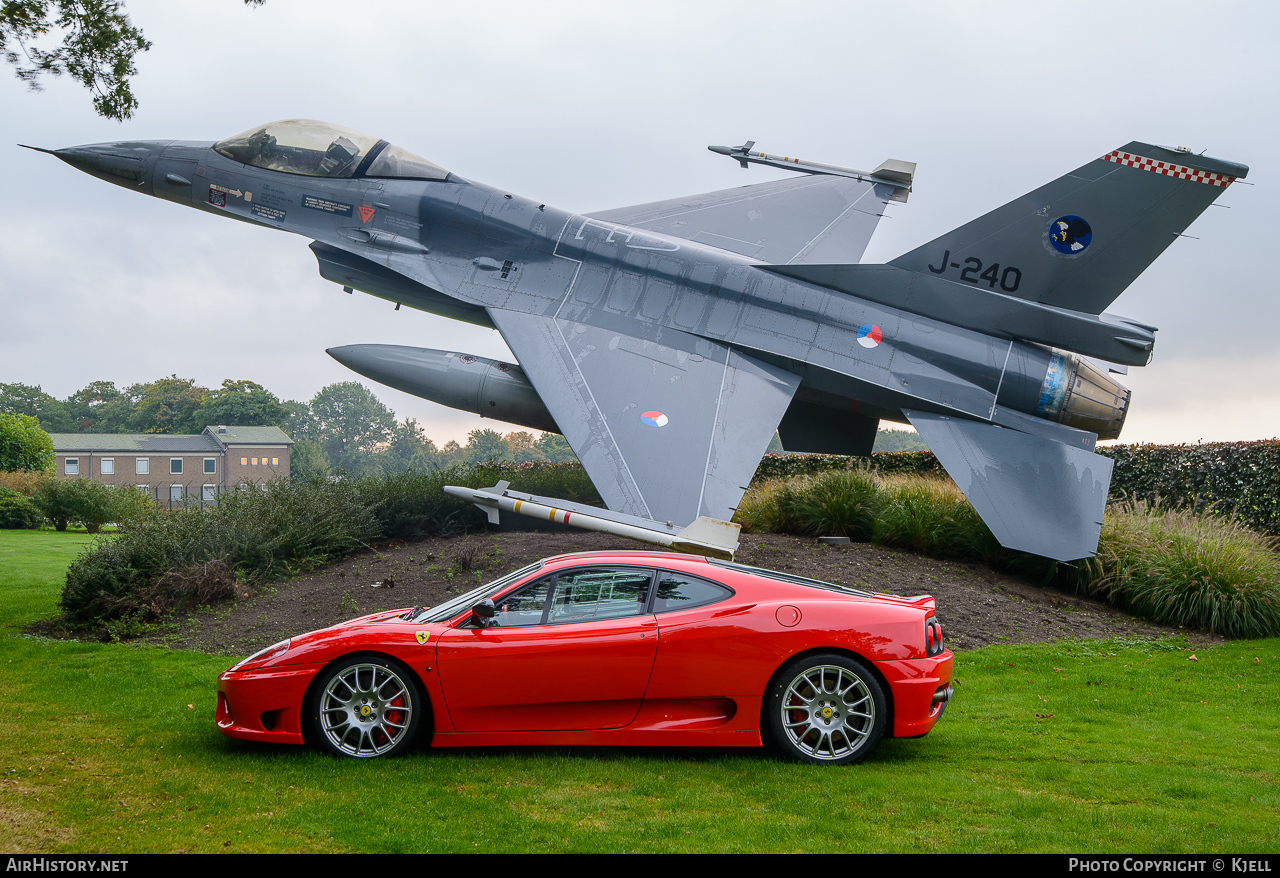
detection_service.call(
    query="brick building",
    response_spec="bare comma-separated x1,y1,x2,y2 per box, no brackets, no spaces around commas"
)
49,426,293,506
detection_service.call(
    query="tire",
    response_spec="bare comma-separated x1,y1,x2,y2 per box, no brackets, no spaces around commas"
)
766,653,887,765
311,656,422,758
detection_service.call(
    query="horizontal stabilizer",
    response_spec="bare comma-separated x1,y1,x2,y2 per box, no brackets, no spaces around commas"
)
905,410,1113,562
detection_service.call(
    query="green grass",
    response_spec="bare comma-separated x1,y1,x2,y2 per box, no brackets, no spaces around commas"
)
1,529,1277,853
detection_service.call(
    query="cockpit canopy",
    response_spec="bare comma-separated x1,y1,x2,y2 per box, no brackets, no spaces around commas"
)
213,120,450,181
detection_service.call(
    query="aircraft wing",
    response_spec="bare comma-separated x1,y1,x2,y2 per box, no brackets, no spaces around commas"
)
586,175,896,265
489,310,799,526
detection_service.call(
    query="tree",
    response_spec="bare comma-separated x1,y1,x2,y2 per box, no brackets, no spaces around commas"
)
382,418,440,473
504,431,547,464
0,382,73,432
0,412,54,473
64,380,134,432
1,0,262,120
127,375,208,434
309,382,395,473
193,379,288,430
534,432,577,464
464,428,509,464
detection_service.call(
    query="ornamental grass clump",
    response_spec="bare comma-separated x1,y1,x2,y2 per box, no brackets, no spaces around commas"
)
871,475,1003,561
1084,502,1280,638
735,468,883,540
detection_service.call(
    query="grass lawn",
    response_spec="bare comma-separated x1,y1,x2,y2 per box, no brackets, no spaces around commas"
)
0,528,1276,853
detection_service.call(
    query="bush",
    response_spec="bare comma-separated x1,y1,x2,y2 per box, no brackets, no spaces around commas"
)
737,469,882,539
62,476,379,624
0,487,41,529
0,470,48,496
34,479,148,533
871,475,1002,562
1082,503,1280,638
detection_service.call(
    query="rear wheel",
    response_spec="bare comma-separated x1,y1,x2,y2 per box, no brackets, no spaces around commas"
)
311,656,422,758
766,653,886,765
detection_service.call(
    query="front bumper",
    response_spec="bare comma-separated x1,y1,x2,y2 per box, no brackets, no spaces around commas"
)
216,664,322,746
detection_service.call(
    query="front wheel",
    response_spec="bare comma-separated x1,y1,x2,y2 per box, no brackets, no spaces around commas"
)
766,654,887,765
311,656,422,758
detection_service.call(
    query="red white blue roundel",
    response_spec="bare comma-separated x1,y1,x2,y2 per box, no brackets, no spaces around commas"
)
641,411,669,427
857,324,883,348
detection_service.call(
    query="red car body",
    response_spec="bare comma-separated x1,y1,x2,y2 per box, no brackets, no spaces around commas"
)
216,550,953,762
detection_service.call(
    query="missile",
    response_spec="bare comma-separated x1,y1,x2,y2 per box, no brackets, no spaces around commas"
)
443,481,741,560
327,344,558,433
708,141,915,201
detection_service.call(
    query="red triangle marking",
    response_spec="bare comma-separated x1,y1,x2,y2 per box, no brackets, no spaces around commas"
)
358,205,376,224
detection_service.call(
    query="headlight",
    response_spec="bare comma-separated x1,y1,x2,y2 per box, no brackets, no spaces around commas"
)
227,639,291,672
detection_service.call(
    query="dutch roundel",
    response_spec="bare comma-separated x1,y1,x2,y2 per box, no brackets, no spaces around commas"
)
856,324,883,349
641,411,669,427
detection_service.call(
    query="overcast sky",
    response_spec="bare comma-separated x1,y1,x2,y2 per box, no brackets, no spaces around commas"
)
2,0,1275,445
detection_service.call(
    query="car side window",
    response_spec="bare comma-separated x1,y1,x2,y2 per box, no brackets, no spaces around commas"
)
485,576,554,628
547,568,653,624
651,571,733,614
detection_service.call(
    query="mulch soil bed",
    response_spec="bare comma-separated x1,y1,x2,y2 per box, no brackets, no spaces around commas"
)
142,530,1227,657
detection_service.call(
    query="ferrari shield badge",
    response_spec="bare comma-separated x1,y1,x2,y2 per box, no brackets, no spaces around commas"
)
415,631,430,645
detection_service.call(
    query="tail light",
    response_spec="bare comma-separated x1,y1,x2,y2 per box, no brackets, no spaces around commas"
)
925,616,944,657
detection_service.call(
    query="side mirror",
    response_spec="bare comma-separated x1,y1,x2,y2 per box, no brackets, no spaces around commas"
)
472,598,496,620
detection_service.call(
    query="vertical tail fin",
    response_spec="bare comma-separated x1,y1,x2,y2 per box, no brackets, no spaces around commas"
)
890,143,1248,315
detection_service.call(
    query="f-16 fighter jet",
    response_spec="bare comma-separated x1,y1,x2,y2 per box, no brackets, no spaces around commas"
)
27,122,1247,560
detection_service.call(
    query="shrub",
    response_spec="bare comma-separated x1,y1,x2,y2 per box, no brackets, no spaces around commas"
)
35,479,79,531
871,475,1002,561
737,469,882,539
62,476,379,624
1082,503,1280,638
0,470,48,496
0,487,41,529
33,479,146,533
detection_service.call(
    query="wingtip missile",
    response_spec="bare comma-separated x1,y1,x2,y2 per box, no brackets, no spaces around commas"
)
443,482,741,559
708,140,914,198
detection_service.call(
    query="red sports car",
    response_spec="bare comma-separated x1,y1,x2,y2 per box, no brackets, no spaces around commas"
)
216,550,954,765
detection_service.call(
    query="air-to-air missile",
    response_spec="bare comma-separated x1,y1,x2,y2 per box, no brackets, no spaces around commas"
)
27,121,1247,560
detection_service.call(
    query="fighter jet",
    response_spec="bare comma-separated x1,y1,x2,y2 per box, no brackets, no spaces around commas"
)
27,122,1247,561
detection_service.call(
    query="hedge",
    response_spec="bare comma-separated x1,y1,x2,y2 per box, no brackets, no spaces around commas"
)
752,440,1280,535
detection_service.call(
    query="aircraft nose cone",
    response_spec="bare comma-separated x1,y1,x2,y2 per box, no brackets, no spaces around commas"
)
49,141,166,190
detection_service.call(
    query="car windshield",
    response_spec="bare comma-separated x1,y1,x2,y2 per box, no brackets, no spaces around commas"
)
213,119,450,181
405,562,544,624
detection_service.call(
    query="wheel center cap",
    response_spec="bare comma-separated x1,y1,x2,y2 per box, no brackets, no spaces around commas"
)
821,706,833,719
360,705,372,717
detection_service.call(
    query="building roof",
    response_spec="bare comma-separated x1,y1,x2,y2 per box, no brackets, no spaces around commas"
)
49,425,294,453
49,433,221,454
204,426,294,446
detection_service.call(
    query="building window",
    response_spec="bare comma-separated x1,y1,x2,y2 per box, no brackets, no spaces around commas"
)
171,459,183,475
252,458,259,466
101,458,114,475
272,457,279,466
136,458,149,474
65,458,79,475
136,485,149,495
202,485,216,502
204,458,216,474
169,485,184,503
241,457,247,466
